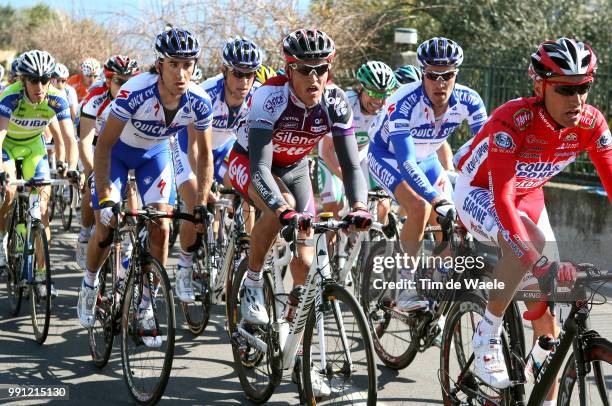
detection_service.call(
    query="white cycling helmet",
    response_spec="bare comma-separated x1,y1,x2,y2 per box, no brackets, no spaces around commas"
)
0,65,4,82
53,63,70,79
19,50,56,78
80,57,100,76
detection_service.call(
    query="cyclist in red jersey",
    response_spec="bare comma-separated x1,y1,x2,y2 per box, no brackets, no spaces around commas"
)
453,38,612,398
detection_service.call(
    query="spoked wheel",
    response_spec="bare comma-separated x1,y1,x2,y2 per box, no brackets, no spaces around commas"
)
30,222,52,344
48,185,57,222
88,252,117,368
60,184,74,231
180,243,211,335
360,240,419,369
121,256,175,405
5,213,24,316
558,337,612,405
439,293,518,406
227,258,278,403
302,283,377,405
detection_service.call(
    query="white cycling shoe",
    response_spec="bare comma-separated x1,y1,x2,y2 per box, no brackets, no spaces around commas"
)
77,281,98,328
240,285,269,325
0,233,7,268
139,306,163,348
472,321,511,388
175,265,195,303
396,289,428,312
310,366,332,398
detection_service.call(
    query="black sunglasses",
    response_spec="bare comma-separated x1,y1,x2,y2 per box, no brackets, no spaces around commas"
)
552,81,592,96
424,70,458,82
289,63,331,77
25,76,51,85
230,68,256,79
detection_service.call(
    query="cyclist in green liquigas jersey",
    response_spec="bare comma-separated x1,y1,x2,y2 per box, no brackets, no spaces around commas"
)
0,50,78,297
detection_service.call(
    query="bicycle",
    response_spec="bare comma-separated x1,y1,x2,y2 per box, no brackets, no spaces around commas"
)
360,210,492,370
55,170,81,231
331,189,398,299
441,262,612,406
2,164,67,344
180,187,248,335
228,213,377,405
88,205,201,405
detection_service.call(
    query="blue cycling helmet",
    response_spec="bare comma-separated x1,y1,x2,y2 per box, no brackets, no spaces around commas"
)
155,26,201,60
417,37,463,67
222,37,262,71
394,65,422,84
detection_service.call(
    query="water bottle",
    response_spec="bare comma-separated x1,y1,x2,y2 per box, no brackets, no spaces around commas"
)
525,334,556,383
29,194,41,220
285,285,303,322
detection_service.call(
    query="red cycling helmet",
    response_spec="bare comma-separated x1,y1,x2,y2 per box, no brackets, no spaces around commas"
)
529,37,597,80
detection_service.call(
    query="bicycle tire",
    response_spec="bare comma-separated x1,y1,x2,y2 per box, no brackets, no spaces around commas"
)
61,184,73,231
88,250,116,368
439,293,517,406
558,336,612,406
48,185,57,222
168,195,181,249
180,242,211,335
360,239,419,369
227,258,277,403
5,203,23,316
120,256,175,405
302,283,377,405
30,221,51,345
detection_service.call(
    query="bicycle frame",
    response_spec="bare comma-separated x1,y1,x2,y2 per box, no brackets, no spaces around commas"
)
236,224,351,373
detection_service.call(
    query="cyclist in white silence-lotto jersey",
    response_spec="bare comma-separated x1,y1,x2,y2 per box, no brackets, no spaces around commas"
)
74,55,140,269
77,27,214,349
172,36,262,303
368,37,487,311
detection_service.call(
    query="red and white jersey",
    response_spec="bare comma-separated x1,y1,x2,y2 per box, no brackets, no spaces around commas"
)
80,83,112,143
455,97,612,266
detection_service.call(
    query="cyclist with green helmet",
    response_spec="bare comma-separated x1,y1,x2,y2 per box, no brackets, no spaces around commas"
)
318,60,395,220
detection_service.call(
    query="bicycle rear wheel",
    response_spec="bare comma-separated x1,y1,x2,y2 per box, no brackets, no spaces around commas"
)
121,256,175,405
30,222,51,344
360,240,419,369
180,242,211,335
558,337,612,405
5,206,24,316
89,250,117,368
302,283,377,405
61,184,73,231
227,258,277,403
439,293,517,406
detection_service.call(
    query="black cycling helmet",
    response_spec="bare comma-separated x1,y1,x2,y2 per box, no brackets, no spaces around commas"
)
282,29,336,63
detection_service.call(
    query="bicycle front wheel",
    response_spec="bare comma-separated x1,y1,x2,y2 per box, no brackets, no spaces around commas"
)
302,283,377,405
61,184,73,231
89,250,117,368
558,337,612,406
121,256,175,405
30,222,51,345
4,206,24,316
180,242,211,335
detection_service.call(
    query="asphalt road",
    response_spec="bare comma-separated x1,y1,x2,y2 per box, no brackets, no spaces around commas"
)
0,220,610,405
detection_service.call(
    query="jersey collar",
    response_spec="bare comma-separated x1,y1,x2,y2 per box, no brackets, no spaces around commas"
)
421,84,459,111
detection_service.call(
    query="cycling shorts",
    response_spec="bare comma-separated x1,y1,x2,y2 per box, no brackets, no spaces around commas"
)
2,136,50,180
172,134,234,187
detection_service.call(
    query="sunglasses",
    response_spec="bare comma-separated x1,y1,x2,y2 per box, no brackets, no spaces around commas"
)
111,77,128,86
424,69,458,82
25,76,51,85
550,81,592,96
289,63,331,77
363,87,391,100
230,68,256,79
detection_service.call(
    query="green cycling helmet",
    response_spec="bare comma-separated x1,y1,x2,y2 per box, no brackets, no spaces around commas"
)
356,61,397,93
394,65,422,85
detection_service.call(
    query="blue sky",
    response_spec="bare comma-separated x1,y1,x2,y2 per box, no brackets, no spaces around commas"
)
7,0,310,22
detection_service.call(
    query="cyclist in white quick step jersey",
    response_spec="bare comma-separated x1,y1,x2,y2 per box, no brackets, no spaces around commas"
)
77,27,215,349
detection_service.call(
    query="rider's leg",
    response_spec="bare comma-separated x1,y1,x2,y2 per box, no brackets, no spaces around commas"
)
0,158,17,267
175,177,197,303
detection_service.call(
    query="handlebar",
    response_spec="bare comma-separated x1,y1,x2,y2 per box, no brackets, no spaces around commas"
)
523,263,612,321
98,206,204,252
